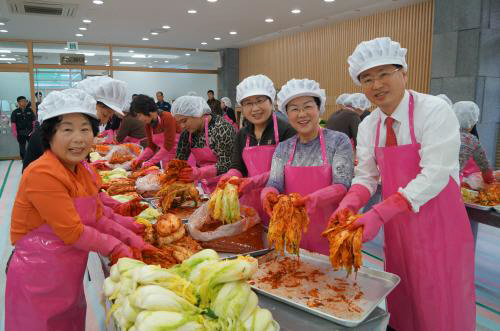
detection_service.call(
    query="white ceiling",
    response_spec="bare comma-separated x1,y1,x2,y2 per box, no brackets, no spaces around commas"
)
0,0,425,50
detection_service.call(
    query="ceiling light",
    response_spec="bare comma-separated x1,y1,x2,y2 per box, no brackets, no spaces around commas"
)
128,50,134,53
185,53,191,56
84,60,88,63
64,47,68,50
0,58,16,61
81,52,95,56
0,30,8,33
0,23,5,26
164,60,169,63
75,33,83,37
142,37,149,41
0,49,11,53
291,9,301,14
162,25,171,29
201,42,207,45
229,31,237,35
324,0,335,2
1,55,5,57
120,61,136,64
93,0,104,5
83,19,92,23
187,9,197,14
207,0,218,2
213,37,221,40
78,27,87,31
132,54,146,58
151,32,159,35
148,65,153,68
265,18,274,23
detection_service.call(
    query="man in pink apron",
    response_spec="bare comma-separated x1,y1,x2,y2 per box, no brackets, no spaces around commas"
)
130,94,180,169
219,75,296,223
172,95,237,193
332,37,475,330
5,89,137,331
452,101,495,184
261,78,354,255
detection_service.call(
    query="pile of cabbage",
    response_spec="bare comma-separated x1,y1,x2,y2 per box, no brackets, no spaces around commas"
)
104,249,278,331
208,179,240,224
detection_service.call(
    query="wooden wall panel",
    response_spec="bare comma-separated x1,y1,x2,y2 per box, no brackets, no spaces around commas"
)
240,1,434,118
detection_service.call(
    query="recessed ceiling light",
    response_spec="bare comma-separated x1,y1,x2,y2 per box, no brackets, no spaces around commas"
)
207,0,218,2
265,18,274,23
0,58,16,61
229,31,237,35
291,9,301,14
142,37,149,41
324,0,335,2
78,27,87,31
85,60,88,63
75,33,83,37
1,55,5,57
120,61,136,65
128,50,134,53
0,49,11,53
93,0,104,5
82,19,92,23
162,25,171,29
187,9,197,14
213,37,221,40
151,32,159,35
0,30,8,33
201,42,207,45
132,54,146,58
164,60,169,63
185,53,191,56
148,65,153,68
0,23,5,26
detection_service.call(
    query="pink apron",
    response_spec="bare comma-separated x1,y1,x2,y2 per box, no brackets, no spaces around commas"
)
284,128,335,255
241,114,279,224
189,116,220,193
151,115,179,168
462,156,481,178
374,93,476,330
123,136,141,144
5,194,99,331
223,112,239,132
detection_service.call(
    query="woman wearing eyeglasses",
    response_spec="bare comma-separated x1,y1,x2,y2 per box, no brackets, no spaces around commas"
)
260,78,354,254
218,75,296,223
331,37,475,331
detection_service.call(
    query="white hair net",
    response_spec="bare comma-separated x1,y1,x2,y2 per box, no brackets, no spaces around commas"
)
76,76,128,116
336,93,350,105
220,97,232,108
348,37,408,86
344,93,371,111
453,101,480,129
171,95,211,117
38,88,97,123
436,94,453,106
236,74,276,105
277,78,327,115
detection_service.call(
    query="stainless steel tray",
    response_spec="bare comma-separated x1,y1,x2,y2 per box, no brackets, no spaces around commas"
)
251,249,400,328
464,202,493,211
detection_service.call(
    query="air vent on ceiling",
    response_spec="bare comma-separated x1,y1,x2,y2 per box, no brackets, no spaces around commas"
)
8,1,78,17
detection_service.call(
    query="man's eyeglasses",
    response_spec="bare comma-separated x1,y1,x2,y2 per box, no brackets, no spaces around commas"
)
360,67,401,87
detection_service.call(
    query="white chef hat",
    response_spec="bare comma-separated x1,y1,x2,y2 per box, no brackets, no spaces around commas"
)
344,93,371,111
453,101,480,129
277,78,327,115
336,93,350,105
171,95,211,117
348,37,408,86
220,97,232,108
436,94,453,106
236,74,276,105
76,76,128,116
38,88,97,123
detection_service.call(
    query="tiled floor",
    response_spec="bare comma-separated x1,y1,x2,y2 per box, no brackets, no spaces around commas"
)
0,160,498,330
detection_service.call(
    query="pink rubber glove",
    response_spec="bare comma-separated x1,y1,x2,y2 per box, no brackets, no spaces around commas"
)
195,164,217,180
95,216,147,250
350,193,412,242
239,171,271,195
136,147,155,162
261,186,279,217
11,123,17,138
482,169,495,184
220,169,243,182
112,214,145,235
99,192,122,210
73,225,133,257
330,184,372,220
146,146,172,168
295,184,347,216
